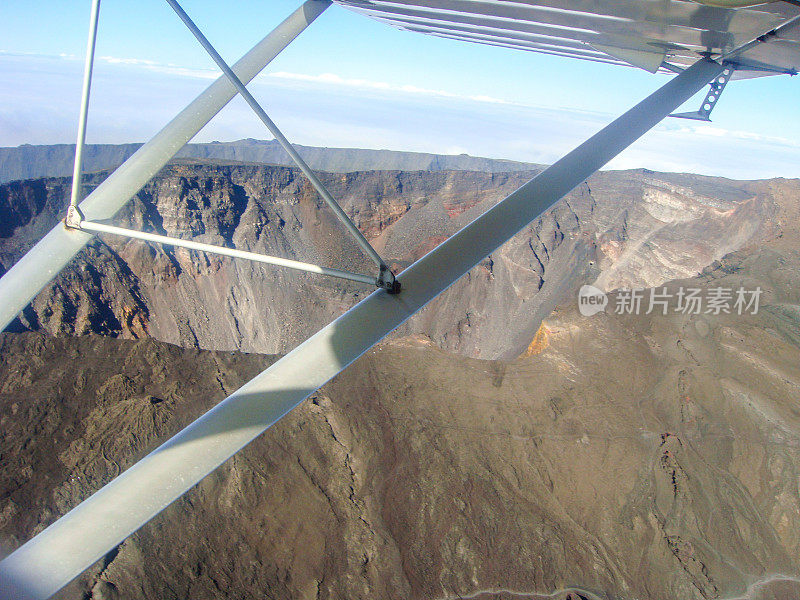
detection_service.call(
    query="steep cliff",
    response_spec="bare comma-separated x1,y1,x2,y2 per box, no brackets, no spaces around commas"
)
0,163,786,359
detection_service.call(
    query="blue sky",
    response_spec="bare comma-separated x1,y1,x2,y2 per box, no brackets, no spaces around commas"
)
1,0,799,178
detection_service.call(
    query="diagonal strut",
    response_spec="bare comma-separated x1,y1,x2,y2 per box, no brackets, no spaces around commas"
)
64,0,392,290
0,0,333,335
163,0,399,292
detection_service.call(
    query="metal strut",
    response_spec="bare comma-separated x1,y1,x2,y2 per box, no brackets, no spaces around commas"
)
79,221,378,286
65,0,100,227
670,62,734,121
65,0,399,293
0,0,336,335
164,0,398,293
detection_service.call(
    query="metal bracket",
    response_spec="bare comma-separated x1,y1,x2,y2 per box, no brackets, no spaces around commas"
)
377,264,401,294
65,0,100,229
64,205,85,230
669,63,734,121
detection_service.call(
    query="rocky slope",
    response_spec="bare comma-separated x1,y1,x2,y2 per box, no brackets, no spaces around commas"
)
2,242,800,599
0,140,532,184
2,158,800,599
0,163,790,359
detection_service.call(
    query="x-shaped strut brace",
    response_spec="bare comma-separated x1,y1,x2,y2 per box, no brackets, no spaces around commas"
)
66,0,401,293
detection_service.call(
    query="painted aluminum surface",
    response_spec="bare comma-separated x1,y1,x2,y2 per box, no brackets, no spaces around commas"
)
334,0,800,75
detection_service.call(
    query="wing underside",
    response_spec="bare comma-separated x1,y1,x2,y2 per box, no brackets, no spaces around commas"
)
333,0,800,76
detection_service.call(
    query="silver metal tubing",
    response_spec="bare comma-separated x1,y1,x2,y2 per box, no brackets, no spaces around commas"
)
0,58,723,600
68,0,101,215
722,12,800,60
78,220,377,286
0,0,332,334
165,0,392,281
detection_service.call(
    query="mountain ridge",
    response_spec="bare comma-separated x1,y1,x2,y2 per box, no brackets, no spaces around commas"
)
1,162,792,360
0,162,798,358
0,139,535,184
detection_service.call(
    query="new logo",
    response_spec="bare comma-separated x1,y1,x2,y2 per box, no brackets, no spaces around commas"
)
578,284,607,316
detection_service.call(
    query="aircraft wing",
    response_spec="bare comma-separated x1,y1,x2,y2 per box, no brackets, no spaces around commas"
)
333,0,800,76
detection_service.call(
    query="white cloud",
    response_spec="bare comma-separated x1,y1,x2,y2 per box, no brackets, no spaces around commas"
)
96,55,219,80
266,70,513,106
99,56,159,66
690,124,799,148
1,51,799,180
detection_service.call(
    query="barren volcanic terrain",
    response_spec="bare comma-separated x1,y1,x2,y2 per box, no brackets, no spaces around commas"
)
0,161,786,358
1,155,799,599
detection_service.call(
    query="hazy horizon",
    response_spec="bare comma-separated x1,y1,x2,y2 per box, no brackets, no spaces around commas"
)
3,2,800,180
